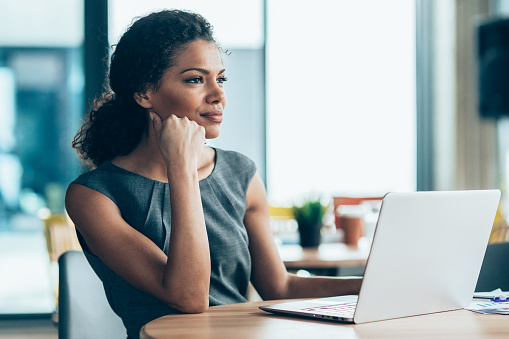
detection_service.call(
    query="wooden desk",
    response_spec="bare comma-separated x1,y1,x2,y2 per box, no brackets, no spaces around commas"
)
279,241,370,269
140,299,509,339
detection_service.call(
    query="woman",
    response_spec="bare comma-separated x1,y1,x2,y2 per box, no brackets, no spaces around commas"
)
66,9,362,339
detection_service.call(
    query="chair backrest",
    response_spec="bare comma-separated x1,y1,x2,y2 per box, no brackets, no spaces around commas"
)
475,241,509,292
58,250,126,339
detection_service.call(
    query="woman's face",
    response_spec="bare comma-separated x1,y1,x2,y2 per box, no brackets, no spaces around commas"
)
141,39,227,139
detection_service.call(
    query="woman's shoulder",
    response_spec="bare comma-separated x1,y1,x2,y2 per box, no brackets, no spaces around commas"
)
71,161,148,185
69,161,154,206
215,148,256,170
213,148,257,190
71,161,124,186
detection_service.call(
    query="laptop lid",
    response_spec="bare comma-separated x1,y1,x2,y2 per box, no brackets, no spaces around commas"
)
353,189,500,323
260,190,500,324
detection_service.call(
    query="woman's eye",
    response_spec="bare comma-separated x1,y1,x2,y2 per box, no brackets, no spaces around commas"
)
217,77,228,84
186,77,203,84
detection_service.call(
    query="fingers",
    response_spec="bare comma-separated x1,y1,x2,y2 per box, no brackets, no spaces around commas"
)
148,111,206,170
150,110,205,142
150,111,163,136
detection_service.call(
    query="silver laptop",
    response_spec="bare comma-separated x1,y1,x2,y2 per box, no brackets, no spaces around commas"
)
260,190,501,324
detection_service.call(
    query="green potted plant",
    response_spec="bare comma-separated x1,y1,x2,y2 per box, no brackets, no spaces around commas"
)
292,198,326,248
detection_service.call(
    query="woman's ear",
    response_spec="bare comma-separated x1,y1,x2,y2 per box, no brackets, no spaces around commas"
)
134,86,154,108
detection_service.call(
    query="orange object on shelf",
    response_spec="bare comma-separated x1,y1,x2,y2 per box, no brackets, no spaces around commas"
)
333,196,384,230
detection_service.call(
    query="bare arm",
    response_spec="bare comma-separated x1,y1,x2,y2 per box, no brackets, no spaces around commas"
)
66,114,210,313
156,114,210,312
244,173,363,300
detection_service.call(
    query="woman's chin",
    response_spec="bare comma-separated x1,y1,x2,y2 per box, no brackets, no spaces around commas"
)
205,128,220,139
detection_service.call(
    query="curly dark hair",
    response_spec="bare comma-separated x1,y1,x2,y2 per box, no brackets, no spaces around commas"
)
72,9,217,167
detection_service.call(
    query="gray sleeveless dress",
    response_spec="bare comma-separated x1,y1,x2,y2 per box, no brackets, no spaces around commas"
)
71,148,257,339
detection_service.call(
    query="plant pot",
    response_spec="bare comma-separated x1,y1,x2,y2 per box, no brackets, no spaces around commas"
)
298,223,322,248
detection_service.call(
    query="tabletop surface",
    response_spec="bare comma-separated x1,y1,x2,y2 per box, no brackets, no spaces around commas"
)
279,240,370,268
140,299,509,339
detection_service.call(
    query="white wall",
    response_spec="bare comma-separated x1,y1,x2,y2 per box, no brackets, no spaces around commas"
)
108,0,264,48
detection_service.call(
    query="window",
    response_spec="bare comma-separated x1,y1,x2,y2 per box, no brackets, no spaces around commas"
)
0,0,83,315
266,0,416,205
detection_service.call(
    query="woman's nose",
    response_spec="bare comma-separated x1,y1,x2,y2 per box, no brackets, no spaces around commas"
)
206,83,226,104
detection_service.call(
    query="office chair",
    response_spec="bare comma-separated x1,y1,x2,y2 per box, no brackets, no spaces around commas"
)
58,250,126,339
475,241,509,292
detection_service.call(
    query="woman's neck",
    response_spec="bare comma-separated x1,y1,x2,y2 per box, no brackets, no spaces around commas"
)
112,134,168,182
111,134,216,182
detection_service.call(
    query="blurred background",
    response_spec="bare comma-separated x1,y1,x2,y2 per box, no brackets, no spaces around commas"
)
0,0,508,326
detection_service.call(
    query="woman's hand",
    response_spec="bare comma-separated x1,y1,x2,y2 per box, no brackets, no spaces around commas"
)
150,111,206,173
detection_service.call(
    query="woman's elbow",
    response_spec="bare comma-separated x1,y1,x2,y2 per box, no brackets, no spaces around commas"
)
164,293,209,314
259,289,286,301
177,300,209,314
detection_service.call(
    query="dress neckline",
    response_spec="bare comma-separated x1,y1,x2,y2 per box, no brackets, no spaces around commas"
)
103,147,218,184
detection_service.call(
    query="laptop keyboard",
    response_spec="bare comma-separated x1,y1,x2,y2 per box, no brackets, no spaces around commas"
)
303,302,357,317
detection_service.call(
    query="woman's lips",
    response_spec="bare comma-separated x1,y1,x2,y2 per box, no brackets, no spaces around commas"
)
200,111,223,123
